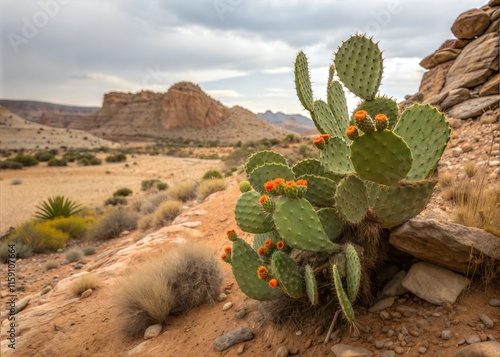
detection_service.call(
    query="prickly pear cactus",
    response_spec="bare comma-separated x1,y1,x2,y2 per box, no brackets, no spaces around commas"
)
223,34,450,329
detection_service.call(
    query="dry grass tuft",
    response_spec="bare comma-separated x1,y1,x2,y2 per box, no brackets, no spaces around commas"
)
196,178,227,200
139,192,169,214
114,244,222,337
64,249,83,263
152,200,183,228
167,180,198,202
438,171,454,189
69,273,100,295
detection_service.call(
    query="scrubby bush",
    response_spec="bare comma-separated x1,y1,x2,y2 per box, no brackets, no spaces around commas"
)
156,181,168,191
152,200,183,228
64,249,83,263
82,246,96,256
0,160,23,170
138,214,154,231
78,157,91,166
34,151,55,162
90,157,102,165
105,196,128,206
69,273,100,295
47,158,68,167
63,152,77,162
85,207,137,241
34,196,81,220
115,244,222,337
10,179,22,185
196,178,227,200
463,162,478,179
9,220,69,253
202,169,223,180
139,192,169,214
47,216,90,240
167,180,198,202
12,154,38,167
105,154,127,163
113,188,133,197
141,179,163,191
438,172,454,189
0,242,33,263
45,259,59,270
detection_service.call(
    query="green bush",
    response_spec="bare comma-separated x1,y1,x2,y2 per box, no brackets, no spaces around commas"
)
48,158,68,167
141,179,160,191
156,182,168,191
202,170,223,180
0,160,23,170
34,196,81,221
90,157,102,165
12,154,38,167
85,207,137,241
46,216,90,240
152,200,183,228
113,188,133,197
196,178,227,200
139,192,170,214
82,246,96,256
9,220,69,253
167,181,198,202
64,249,83,263
79,157,91,166
63,152,77,162
105,196,128,206
106,154,127,163
35,151,55,162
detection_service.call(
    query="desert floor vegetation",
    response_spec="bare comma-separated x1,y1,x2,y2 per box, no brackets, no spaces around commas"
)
196,178,227,200
69,273,100,296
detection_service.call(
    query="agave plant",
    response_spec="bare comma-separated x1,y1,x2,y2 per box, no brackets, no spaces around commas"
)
34,195,81,221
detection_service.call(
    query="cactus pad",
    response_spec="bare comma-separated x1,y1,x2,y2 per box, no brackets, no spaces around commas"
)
295,51,314,112
334,35,383,100
317,207,344,242
249,163,295,195
253,230,281,251
344,244,361,303
332,264,356,322
352,96,399,129
274,196,340,252
271,250,305,298
393,104,450,181
350,131,413,186
320,136,354,176
327,80,349,139
299,174,337,207
231,239,283,300
366,180,437,228
335,175,368,224
235,191,274,233
245,150,287,176
305,265,319,305
311,100,344,139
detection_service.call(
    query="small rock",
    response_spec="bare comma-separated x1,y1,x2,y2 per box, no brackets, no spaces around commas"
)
74,263,84,270
330,344,373,357
214,327,254,352
479,314,494,328
81,288,92,299
217,293,227,302
369,297,395,312
304,339,312,349
222,302,233,311
289,347,299,355
237,343,245,355
465,335,481,344
489,299,500,307
394,346,405,354
418,346,427,354
379,311,390,320
128,341,149,355
275,346,289,357
457,339,466,345
451,148,463,157
375,340,385,349
487,335,497,341
442,330,453,340
180,221,202,228
379,271,408,298
144,324,162,340
314,325,324,336
15,296,30,313
295,330,302,336
40,286,52,295
235,310,247,319
453,341,500,357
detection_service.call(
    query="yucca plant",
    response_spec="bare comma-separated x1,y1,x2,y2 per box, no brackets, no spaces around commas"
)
34,196,81,221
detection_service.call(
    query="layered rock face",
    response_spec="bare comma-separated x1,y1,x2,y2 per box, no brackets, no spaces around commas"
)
416,0,499,121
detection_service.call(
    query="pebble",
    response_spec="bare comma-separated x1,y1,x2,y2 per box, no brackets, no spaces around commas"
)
217,293,227,302
380,311,390,320
488,299,500,307
418,346,427,354
222,302,233,311
237,343,245,355
275,346,289,357
387,329,395,338
451,148,463,157
457,339,466,345
375,340,385,349
441,330,452,340
479,314,494,328
235,310,247,319
295,330,302,336
394,346,405,354
466,335,481,344
214,327,254,352
289,347,299,355
74,263,84,270
81,288,92,299
143,324,162,340
369,297,395,312
304,339,312,349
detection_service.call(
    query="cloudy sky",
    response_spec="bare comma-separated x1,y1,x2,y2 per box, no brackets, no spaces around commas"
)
0,0,486,115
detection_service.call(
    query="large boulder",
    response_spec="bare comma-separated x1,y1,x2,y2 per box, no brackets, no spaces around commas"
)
451,8,491,39
447,95,500,119
390,219,500,274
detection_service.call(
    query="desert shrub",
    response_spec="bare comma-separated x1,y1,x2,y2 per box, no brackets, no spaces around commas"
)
47,158,68,167
463,162,478,179
34,196,81,220
12,154,38,167
0,160,23,170
156,181,168,191
115,244,222,337
90,157,102,165
85,207,137,241
196,178,227,200
138,214,154,231
63,152,77,162
64,249,83,263
82,246,96,256
0,242,33,263
10,179,22,185
9,220,69,253
105,196,128,206
202,169,223,180
78,157,91,166
438,172,454,189
45,259,59,270
167,180,198,202
139,192,169,214
34,151,55,162
141,179,159,191
152,200,183,228
69,273,100,295
47,216,90,240
113,188,133,197
105,154,127,163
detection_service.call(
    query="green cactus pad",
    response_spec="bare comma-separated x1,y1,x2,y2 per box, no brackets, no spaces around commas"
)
305,265,318,305
327,64,335,87
271,251,305,299
332,253,347,278
320,137,354,176
335,175,368,224
231,238,283,301
350,131,413,186
274,196,341,252
245,150,287,177
295,51,314,112
293,159,341,181
352,96,399,129
344,244,361,303
327,81,349,140
334,35,383,101
299,174,337,207
312,100,345,139
235,191,274,233
332,264,355,322
365,180,437,228
248,163,295,195
253,230,281,251
317,207,344,242
393,104,451,181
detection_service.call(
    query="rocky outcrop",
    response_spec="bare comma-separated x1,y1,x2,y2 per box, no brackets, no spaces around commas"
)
416,2,499,121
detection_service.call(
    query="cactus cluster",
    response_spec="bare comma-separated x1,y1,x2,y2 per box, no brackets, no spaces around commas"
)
222,34,450,325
